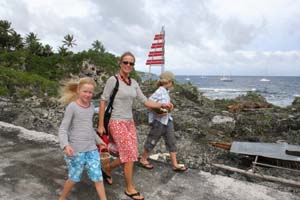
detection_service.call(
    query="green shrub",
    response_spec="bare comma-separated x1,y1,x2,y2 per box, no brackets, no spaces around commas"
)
19,89,31,98
0,66,59,97
0,86,9,95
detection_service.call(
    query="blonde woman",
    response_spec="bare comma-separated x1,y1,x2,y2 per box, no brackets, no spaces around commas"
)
98,52,171,200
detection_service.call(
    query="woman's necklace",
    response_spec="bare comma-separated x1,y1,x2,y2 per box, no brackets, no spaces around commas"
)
119,74,131,86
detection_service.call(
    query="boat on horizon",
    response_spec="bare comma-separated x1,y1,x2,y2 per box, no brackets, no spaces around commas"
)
220,75,233,82
260,78,270,82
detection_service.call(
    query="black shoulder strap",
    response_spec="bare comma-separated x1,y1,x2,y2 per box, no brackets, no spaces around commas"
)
106,76,119,111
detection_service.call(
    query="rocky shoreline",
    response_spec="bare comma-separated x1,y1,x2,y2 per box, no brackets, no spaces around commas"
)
1,82,300,195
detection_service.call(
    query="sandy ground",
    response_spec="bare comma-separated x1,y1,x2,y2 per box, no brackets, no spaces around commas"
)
1,121,300,200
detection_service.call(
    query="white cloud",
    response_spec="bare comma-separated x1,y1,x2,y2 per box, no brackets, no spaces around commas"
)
0,0,299,76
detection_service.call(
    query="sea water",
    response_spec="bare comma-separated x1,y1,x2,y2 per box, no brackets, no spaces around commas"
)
176,76,300,107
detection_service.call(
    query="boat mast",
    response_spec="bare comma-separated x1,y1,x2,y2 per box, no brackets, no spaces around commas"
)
161,26,165,74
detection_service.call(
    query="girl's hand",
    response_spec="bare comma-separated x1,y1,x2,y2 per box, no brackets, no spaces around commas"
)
98,144,107,152
64,145,75,157
97,126,106,136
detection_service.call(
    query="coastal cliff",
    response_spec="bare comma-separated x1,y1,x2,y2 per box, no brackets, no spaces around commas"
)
1,80,300,164
1,79,300,195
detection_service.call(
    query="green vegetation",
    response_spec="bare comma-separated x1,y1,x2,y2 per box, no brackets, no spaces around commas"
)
0,20,142,98
173,82,200,103
0,66,58,97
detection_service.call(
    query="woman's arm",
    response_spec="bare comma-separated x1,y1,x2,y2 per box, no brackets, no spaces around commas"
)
144,100,173,110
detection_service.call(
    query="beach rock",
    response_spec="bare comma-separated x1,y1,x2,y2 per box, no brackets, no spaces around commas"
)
211,115,235,124
0,97,62,135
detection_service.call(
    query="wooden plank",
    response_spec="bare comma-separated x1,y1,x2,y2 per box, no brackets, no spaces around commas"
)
212,163,300,187
209,142,231,150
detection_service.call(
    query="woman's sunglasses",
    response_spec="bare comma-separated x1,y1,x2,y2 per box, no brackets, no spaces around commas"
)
122,61,135,66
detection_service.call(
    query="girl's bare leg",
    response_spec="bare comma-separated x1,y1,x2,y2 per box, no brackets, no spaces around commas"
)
59,179,76,200
95,181,107,200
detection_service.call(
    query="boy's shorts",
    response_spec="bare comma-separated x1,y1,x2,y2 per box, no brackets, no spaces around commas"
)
64,149,103,182
144,120,177,152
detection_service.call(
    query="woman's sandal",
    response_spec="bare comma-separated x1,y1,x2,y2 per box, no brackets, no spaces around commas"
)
124,191,144,200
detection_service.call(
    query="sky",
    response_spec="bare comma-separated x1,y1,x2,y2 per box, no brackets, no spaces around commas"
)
1,0,300,76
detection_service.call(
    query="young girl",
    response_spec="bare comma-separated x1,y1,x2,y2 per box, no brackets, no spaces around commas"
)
140,71,187,172
58,77,107,200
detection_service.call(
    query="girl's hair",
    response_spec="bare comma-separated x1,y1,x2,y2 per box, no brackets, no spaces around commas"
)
119,51,135,65
59,77,96,105
157,71,175,87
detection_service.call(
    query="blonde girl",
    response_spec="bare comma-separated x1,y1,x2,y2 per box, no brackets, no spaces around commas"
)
58,77,107,200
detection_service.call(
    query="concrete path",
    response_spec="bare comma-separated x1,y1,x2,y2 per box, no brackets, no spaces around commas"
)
0,121,300,200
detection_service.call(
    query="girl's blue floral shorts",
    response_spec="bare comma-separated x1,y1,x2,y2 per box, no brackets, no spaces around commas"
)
64,149,103,182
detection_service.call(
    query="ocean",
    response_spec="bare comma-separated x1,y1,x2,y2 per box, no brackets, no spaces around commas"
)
175,76,300,107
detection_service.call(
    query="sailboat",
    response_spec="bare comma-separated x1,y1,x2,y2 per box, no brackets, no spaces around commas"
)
260,78,270,82
260,66,270,82
220,75,233,82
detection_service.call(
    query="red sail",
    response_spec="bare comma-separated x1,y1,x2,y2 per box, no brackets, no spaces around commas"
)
146,59,164,65
154,34,164,40
151,43,164,48
146,27,165,66
148,51,163,57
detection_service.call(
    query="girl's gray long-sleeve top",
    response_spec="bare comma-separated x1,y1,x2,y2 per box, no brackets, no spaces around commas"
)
58,102,104,153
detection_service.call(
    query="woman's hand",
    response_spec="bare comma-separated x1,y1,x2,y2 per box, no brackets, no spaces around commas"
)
97,126,106,136
64,145,75,157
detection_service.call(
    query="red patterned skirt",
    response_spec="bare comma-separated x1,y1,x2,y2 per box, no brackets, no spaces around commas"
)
108,120,138,163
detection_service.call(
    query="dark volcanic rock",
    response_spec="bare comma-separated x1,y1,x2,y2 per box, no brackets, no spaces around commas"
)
1,82,300,194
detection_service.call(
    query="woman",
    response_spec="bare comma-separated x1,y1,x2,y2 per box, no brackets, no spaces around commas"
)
98,52,171,200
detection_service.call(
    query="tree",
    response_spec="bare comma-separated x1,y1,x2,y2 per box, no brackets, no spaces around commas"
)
0,20,14,50
62,34,76,48
42,44,53,57
0,20,13,34
58,45,68,56
10,31,24,50
92,40,105,53
25,32,42,55
25,32,39,46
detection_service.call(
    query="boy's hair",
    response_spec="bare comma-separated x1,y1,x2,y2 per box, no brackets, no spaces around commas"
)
157,71,175,87
59,77,96,105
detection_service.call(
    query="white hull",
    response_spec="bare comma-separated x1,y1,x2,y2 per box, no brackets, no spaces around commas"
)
220,77,233,82
260,78,270,82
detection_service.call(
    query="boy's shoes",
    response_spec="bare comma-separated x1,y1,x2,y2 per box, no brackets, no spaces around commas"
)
138,160,154,170
172,164,188,172
124,191,144,200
